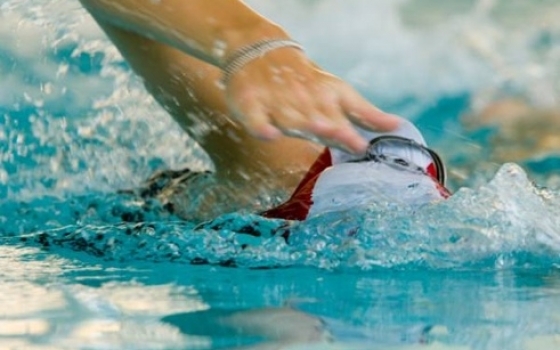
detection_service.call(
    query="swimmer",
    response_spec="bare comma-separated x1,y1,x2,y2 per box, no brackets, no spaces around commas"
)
79,0,447,219
138,116,450,222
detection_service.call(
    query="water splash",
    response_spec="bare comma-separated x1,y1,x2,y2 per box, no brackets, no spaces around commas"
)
1,0,560,270
290,163,560,270
3,163,558,270
0,0,208,200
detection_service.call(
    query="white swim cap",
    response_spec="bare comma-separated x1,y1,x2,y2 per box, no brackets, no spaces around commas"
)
307,118,447,217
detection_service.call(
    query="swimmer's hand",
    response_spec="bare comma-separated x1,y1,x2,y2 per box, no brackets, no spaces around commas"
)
225,47,400,154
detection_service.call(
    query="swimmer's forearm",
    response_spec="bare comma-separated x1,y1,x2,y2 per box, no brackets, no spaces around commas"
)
79,0,290,67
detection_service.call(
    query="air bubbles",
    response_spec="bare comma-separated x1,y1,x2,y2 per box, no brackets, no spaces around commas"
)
56,63,68,78
0,169,7,184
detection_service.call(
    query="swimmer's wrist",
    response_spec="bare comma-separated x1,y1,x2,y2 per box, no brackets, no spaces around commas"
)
220,21,290,62
217,20,307,82
221,39,304,84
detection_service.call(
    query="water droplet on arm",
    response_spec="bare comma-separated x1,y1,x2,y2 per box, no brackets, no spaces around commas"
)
214,78,226,91
212,40,227,59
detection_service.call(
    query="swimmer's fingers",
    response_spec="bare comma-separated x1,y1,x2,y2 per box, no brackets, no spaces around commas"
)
337,80,401,132
233,94,366,153
228,90,282,140
301,98,370,153
262,105,369,153
253,84,368,153
225,48,398,152
304,121,369,154
301,79,401,152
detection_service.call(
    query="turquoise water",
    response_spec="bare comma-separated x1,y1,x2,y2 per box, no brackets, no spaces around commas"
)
2,0,560,349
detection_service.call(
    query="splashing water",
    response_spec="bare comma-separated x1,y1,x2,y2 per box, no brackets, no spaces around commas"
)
1,0,559,269
1,163,557,271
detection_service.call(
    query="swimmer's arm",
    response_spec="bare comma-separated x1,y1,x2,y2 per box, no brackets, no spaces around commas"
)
80,0,401,153
78,0,288,67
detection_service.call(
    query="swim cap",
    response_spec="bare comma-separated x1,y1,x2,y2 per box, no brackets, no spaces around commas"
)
262,118,449,221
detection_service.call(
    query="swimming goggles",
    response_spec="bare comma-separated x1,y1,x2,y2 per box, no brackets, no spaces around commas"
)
351,135,447,186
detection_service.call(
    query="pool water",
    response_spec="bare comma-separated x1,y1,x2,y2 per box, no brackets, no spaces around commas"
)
1,0,560,349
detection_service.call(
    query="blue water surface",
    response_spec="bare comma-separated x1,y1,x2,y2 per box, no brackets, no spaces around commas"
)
2,1,560,349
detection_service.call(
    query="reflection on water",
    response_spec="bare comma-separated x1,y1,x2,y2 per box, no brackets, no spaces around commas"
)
0,246,207,349
1,0,560,349
2,249,560,349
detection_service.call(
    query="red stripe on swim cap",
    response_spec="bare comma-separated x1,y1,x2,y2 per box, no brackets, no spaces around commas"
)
426,162,438,179
426,162,451,198
261,148,332,221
